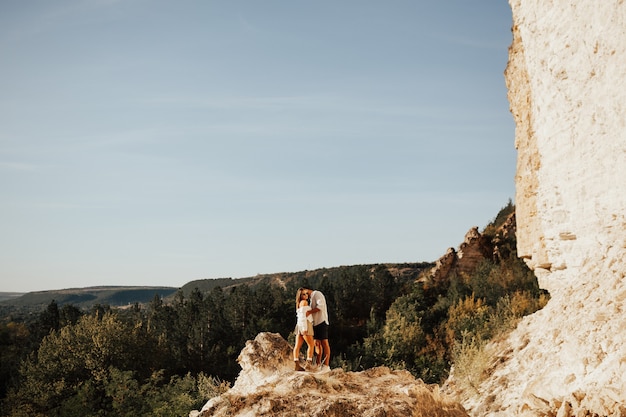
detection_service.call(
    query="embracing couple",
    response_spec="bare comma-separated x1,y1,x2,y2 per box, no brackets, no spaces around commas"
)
293,287,331,373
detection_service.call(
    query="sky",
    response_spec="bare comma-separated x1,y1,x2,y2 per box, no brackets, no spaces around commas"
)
0,0,515,293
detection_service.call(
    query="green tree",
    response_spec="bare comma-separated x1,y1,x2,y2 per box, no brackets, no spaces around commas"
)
359,286,428,373
0,322,30,402
59,304,82,327
4,312,161,415
32,300,60,340
223,285,253,345
371,265,398,321
178,288,210,374
247,282,289,337
204,287,238,380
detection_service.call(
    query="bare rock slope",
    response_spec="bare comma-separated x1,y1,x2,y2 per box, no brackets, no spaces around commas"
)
192,332,469,417
449,1,626,416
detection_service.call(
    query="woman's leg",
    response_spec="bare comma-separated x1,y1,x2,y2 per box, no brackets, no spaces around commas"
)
293,334,304,361
304,335,315,361
293,334,306,370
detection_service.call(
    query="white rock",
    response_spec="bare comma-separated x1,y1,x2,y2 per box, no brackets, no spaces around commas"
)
458,0,626,415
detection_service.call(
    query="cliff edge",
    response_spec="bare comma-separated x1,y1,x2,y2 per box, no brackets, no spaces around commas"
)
191,332,468,417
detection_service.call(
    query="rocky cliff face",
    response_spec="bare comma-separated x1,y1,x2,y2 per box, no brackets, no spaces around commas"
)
427,223,508,284
451,1,626,416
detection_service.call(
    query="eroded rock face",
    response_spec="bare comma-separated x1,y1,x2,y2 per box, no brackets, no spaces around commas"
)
429,225,498,283
451,1,626,416
509,0,626,294
192,332,469,417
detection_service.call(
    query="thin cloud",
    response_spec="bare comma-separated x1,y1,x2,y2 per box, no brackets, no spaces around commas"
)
237,14,257,34
141,93,442,119
0,161,38,171
141,94,334,111
82,0,126,7
437,33,507,50
0,0,126,48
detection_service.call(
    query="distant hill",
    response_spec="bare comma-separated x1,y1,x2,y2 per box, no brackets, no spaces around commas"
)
176,262,433,299
1,262,435,312
178,277,254,296
0,286,178,309
0,292,24,302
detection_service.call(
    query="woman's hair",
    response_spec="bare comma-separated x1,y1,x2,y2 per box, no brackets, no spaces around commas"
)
295,288,307,309
296,288,304,310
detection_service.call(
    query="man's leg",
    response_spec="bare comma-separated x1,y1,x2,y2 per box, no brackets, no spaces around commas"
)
314,339,322,364
320,339,330,366
313,322,331,368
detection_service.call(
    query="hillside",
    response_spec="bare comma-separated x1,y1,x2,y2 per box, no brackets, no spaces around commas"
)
0,293,23,303
0,286,178,309
178,262,432,297
178,277,254,296
0,265,433,326
0,263,432,312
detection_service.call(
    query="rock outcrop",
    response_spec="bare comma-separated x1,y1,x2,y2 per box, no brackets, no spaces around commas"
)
192,332,469,417
449,1,626,416
428,225,498,283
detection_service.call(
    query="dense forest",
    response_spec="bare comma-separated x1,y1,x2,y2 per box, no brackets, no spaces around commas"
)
0,202,548,417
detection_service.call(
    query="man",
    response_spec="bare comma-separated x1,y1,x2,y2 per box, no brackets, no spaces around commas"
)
305,287,331,373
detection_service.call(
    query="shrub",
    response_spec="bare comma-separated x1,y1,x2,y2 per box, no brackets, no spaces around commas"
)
449,291,549,394
445,295,491,344
450,331,493,394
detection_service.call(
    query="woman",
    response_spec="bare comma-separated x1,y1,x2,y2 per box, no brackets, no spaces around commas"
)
292,288,315,371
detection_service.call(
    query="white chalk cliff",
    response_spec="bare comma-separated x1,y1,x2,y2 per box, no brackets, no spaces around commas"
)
452,0,626,415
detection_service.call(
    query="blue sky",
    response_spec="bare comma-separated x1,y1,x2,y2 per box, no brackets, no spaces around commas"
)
0,1,515,293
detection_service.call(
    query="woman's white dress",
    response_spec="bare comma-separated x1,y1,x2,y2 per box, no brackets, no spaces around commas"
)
296,305,313,334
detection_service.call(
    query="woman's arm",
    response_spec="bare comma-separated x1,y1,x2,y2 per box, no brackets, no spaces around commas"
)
306,307,320,316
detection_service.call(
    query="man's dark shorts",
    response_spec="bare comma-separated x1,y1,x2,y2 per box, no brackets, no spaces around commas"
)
313,322,329,340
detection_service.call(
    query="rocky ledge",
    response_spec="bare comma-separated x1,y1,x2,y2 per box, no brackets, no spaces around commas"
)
191,332,469,417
